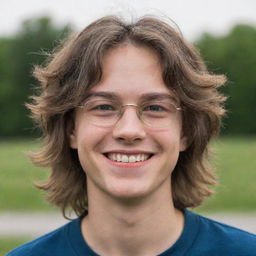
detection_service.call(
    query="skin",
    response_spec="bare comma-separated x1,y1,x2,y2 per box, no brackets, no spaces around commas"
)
69,43,187,256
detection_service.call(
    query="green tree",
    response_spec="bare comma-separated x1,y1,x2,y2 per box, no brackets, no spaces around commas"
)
0,16,72,137
1,19,255,137
195,24,256,135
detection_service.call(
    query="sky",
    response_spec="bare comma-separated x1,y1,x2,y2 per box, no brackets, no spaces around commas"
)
1,0,256,40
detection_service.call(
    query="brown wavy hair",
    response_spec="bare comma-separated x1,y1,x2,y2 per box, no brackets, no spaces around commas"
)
27,15,226,218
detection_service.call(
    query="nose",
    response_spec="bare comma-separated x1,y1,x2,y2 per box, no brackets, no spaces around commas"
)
112,106,146,143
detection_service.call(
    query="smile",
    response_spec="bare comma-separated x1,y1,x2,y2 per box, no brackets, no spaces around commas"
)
105,153,152,163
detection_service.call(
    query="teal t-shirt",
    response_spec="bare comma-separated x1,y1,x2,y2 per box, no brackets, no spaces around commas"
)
6,210,256,256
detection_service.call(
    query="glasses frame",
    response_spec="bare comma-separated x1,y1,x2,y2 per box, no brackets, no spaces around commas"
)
78,100,182,129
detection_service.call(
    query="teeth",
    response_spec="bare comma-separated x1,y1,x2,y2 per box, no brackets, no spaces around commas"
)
136,154,141,162
122,155,129,162
117,154,122,162
129,156,136,162
107,153,151,163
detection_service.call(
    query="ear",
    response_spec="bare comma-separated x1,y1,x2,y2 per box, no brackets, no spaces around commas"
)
66,118,78,149
179,135,187,152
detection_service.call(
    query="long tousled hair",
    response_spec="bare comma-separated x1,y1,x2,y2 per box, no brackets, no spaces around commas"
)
27,15,226,218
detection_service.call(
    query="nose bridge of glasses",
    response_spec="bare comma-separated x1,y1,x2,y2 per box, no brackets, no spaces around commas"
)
122,103,138,108
118,103,142,121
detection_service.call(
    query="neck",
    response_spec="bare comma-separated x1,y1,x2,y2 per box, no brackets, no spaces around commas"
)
81,184,184,256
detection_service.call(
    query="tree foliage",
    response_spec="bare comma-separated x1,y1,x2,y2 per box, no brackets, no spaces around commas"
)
0,17,255,137
0,17,72,137
195,24,256,135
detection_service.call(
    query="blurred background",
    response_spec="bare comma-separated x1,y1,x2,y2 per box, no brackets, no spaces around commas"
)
0,0,256,254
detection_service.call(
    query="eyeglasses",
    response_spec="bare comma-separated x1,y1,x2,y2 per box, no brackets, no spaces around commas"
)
78,99,182,128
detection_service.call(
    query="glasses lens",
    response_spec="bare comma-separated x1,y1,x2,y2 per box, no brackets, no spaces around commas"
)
82,99,119,127
81,99,180,128
140,101,179,128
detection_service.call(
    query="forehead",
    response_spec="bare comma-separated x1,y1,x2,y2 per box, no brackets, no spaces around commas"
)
88,44,174,100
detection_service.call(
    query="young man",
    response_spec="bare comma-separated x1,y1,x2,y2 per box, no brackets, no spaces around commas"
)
7,16,256,256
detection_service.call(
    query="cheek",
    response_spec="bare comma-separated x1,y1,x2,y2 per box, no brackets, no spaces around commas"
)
76,137,99,179
153,127,182,150
75,125,108,165
76,122,104,147
162,136,181,172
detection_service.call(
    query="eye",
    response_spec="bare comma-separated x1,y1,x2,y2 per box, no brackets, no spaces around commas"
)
85,100,118,112
93,104,115,111
143,105,165,112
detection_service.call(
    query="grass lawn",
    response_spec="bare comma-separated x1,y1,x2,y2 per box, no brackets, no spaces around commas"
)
0,139,55,211
196,137,256,213
0,236,32,255
0,137,256,212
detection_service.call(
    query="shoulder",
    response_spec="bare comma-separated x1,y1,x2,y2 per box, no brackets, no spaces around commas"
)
198,213,256,243
189,211,256,255
6,218,80,256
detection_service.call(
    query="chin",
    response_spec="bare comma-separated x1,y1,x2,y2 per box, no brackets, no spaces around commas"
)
106,181,154,201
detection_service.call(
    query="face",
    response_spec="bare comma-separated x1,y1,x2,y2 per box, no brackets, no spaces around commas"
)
69,44,187,203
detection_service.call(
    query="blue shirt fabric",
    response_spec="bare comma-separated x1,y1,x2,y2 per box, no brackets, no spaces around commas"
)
6,210,256,256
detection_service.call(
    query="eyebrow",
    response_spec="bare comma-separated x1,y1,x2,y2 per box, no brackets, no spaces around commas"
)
140,92,178,103
85,92,120,101
85,91,179,104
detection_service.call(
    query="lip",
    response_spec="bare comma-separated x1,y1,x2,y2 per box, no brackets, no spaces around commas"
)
102,152,154,168
104,156,152,168
103,149,155,155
